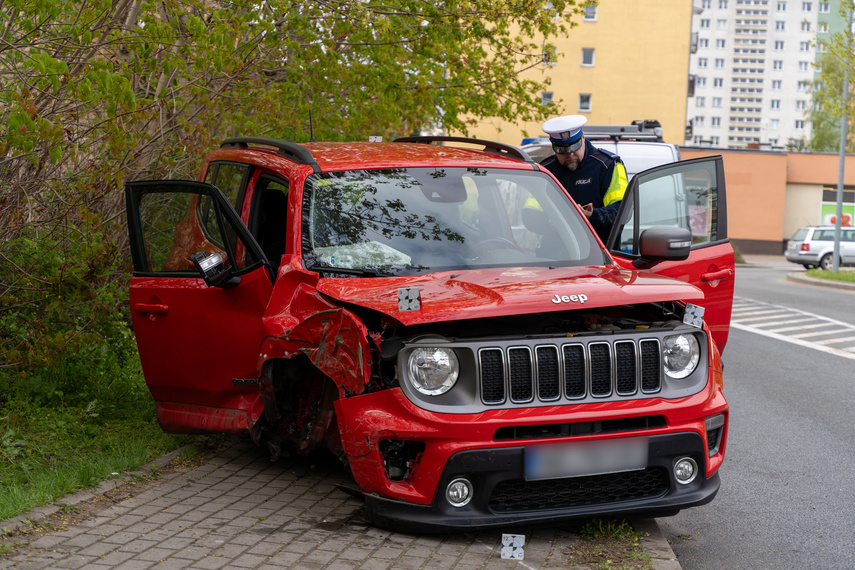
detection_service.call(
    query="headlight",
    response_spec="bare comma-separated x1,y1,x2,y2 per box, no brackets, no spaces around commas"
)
408,347,460,395
663,334,700,379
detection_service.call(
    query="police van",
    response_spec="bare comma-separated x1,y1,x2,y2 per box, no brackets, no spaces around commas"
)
520,119,681,179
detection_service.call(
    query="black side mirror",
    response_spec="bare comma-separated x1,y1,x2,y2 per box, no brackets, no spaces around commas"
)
633,227,692,268
190,251,241,288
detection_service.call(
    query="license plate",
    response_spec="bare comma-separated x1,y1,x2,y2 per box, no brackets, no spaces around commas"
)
524,437,649,481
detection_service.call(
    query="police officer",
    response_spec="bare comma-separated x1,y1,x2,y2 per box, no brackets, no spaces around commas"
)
539,115,628,243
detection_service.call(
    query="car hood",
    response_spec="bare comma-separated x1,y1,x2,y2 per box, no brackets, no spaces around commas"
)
315,265,704,326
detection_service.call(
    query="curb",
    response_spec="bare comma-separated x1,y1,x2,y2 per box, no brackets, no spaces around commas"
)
0,439,202,535
633,519,682,569
785,271,855,291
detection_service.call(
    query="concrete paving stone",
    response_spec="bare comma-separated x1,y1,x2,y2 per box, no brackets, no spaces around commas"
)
144,513,182,525
403,545,440,558
112,559,157,570
135,547,180,562
177,510,212,523
294,548,336,565
77,540,123,557
129,505,166,517
386,555,429,569
117,539,160,553
368,545,405,560
124,522,165,535
244,540,283,557
182,554,229,569
359,559,398,570
96,549,138,565
154,537,196,552
27,534,68,549
101,531,149,546
338,546,375,562
169,545,212,560
225,532,266,547
60,532,104,549
227,552,268,567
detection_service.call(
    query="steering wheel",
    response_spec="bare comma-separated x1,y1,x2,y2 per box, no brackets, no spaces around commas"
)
472,237,522,256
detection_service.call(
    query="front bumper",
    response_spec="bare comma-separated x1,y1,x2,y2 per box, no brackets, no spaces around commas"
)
364,432,717,533
335,386,727,533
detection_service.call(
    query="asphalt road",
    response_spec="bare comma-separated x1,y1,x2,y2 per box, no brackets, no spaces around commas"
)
658,261,855,569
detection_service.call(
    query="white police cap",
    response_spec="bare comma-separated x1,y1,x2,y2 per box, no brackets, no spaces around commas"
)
542,115,587,153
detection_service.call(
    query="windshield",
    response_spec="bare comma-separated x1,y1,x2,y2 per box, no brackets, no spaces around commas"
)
301,167,605,276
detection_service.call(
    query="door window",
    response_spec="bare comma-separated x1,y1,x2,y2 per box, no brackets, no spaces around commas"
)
611,159,723,256
129,182,261,274
204,162,250,210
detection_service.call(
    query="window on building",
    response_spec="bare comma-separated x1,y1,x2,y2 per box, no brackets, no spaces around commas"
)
719,0,728,7
581,48,595,66
802,1,812,10
541,92,553,106
711,136,720,145
716,39,727,48
701,18,711,28
773,60,783,70
776,20,785,30
795,120,805,128
696,96,706,107
800,41,810,51
717,19,727,29
818,42,828,53
702,0,711,7
578,93,592,112
584,4,597,21
798,80,808,90
714,77,724,87
695,116,705,127
770,119,779,129
697,76,707,87
700,38,709,48
712,117,721,127
801,21,811,31
715,58,725,68
796,100,806,110
819,22,829,33
772,79,782,89
775,40,785,50
713,97,723,107
771,99,781,109
819,2,830,13
777,1,787,9
799,61,809,71
699,57,709,68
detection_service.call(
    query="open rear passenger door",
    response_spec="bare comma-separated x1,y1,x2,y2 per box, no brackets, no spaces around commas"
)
607,156,734,351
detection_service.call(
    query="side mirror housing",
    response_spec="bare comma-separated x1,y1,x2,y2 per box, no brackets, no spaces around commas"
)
633,227,692,268
191,251,241,288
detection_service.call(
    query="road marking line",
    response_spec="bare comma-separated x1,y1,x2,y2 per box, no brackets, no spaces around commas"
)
766,322,837,333
816,335,855,346
732,323,855,362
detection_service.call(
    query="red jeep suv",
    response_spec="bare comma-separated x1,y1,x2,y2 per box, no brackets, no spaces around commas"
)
125,136,733,532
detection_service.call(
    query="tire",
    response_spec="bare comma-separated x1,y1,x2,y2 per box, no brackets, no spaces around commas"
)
819,253,833,271
802,264,814,269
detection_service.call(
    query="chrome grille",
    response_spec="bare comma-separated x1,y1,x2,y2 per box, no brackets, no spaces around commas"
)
479,338,662,405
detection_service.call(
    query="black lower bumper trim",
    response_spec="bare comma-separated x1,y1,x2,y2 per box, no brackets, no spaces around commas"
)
365,432,719,533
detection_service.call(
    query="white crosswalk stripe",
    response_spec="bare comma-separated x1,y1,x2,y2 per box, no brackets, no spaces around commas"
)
731,296,855,361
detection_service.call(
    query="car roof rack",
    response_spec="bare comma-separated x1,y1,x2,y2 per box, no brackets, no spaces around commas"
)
582,120,664,142
221,137,320,173
394,136,535,164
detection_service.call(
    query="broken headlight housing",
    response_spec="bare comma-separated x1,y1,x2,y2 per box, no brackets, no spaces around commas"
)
663,333,700,379
407,347,460,395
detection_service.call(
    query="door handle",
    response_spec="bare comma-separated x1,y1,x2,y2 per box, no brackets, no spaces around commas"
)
132,302,169,314
701,269,733,283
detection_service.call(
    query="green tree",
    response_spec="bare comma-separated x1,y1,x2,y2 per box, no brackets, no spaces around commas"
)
0,0,583,387
810,1,855,153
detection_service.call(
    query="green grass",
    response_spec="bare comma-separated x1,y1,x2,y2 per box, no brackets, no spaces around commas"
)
0,374,192,522
807,268,855,282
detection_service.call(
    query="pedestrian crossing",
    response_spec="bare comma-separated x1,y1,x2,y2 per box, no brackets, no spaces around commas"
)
730,296,855,361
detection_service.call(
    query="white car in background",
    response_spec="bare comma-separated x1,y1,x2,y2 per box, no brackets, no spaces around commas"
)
785,226,855,270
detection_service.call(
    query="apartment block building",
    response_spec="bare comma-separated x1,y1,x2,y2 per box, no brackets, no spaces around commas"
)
466,1,695,146
687,0,846,150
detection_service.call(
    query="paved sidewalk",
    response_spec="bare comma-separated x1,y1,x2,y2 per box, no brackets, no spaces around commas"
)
0,437,680,569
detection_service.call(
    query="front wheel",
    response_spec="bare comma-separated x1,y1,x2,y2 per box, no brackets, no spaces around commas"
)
802,264,814,270
819,253,833,271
